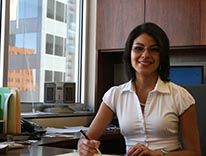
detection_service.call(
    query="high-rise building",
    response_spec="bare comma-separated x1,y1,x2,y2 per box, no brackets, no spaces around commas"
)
8,0,78,102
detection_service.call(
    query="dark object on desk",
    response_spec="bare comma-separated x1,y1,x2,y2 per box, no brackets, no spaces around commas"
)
99,132,126,154
21,118,46,140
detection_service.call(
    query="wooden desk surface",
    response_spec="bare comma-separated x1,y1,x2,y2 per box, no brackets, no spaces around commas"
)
1,145,73,156
1,131,126,155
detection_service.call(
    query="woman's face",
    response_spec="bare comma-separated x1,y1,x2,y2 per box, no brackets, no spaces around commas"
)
131,33,160,77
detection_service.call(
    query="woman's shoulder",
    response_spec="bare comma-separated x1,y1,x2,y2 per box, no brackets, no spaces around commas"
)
167,81,192,96
110,80,132,91
105,80,132,95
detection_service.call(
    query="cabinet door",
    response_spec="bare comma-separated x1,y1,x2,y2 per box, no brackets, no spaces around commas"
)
201,0,206,44
145,0,201,46
97,0,144,49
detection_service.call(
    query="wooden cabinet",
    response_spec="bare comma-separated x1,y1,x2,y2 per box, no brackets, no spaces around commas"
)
201,0,206,44
96,0,205,48
96,0,144,49
95,49,125,111
145,0,201,46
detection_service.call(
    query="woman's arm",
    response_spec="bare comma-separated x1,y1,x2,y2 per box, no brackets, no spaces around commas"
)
86,102,115,139
157,104,201,156
157,105,201,156
178,104,201,156
77,102,114,156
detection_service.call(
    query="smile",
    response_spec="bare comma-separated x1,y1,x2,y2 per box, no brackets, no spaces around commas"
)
138,60,154,65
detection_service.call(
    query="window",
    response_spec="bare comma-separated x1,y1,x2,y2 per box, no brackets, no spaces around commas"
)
46,34,54,55
55,36,64,56
54,71,63,81
47,0,54,19
2,0,84,105
56,1,65,22
18,0,38,19
14,33,37,54
45,70,52,81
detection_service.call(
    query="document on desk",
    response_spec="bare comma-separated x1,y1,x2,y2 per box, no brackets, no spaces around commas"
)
55,152,120,156
45,126,89,134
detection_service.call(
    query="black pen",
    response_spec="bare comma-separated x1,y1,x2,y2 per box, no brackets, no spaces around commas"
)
80,130,102,155
80,130,90,139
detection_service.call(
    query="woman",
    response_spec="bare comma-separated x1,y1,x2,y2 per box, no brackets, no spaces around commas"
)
78,23,201,156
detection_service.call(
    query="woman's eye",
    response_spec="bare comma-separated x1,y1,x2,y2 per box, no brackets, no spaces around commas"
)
150,47,160,52
132,46,144,52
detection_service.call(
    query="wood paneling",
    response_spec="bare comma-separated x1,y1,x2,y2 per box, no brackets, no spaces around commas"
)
201,0,206,44
145,0,201,46
96,0,144,49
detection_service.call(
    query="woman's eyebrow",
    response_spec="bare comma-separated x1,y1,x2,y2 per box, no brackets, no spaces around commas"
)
133,43,159,47
133,43,144,46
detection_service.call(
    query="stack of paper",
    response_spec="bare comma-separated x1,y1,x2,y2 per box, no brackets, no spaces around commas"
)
46,126,89,134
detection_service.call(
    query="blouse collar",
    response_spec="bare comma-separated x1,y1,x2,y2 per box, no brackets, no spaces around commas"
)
122,77,170,94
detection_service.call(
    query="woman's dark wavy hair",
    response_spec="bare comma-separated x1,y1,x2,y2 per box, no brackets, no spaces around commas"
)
123,22,170,82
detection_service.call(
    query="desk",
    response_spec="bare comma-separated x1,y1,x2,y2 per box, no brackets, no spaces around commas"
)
2,145,73,156
1,131,126,155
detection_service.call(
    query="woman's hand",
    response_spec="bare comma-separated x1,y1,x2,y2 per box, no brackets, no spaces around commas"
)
127,144,162,156
77,138,101,156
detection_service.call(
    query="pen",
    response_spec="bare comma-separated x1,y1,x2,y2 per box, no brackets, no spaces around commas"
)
80,130,102,155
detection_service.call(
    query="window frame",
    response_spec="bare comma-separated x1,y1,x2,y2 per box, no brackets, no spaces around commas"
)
1,0,85,106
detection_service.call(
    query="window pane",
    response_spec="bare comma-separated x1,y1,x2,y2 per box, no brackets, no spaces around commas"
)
19,0,38,19
8,0,83,103
55,36,63,56
47,0,54,19
56,1,64,22
54,71,63,81
45,70,53,81
46,34,54,54
15,33,37,54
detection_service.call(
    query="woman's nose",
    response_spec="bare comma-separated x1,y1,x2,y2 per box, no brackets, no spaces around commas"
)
141,49,150,58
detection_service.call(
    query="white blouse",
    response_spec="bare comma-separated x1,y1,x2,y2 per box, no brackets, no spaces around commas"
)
103,77,195,152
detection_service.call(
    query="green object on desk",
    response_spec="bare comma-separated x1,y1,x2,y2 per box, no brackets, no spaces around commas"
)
0,87,11,120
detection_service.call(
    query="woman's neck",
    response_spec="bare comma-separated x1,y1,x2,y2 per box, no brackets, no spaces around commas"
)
134,74,158,91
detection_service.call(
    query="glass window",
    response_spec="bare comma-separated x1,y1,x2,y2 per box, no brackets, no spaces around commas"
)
19,0,38,19
64,4,67,23
55,36,63,56
46,34,54,55
15,33,37,54
6,0,83,104
45,70,53,81
54,71,63,81
56,1,64,22
47,0,54,19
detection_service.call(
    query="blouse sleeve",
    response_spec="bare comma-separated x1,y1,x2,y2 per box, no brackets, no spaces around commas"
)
102,86,117,113
176,86,195,116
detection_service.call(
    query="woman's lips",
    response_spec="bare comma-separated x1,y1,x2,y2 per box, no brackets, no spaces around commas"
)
138,60,154,66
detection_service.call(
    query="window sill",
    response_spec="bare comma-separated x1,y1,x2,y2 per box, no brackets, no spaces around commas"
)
21,111,95,119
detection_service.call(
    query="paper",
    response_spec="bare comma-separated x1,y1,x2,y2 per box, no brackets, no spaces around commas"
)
54,152,120,156
46,126,88,134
